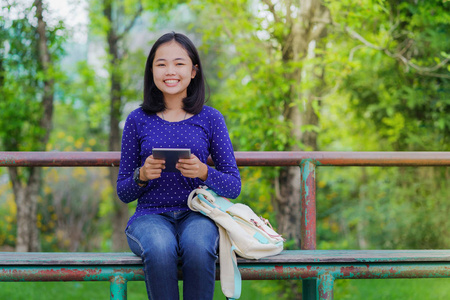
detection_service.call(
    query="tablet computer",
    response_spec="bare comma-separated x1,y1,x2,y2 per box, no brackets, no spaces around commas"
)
152,148,191,172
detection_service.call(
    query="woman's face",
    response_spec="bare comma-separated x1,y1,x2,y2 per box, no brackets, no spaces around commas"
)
152,41,197,102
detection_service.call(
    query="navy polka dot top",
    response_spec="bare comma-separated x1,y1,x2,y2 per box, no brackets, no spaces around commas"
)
117,105,241,226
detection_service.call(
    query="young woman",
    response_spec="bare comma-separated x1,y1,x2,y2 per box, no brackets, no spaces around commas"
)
116,32,241,300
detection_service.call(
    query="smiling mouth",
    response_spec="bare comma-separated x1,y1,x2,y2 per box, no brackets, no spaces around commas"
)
164,80,179,84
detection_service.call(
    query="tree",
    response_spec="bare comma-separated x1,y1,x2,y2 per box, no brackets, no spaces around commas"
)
0,0,65,251
328,0,449,151
97,0,144,250
191,0,331,248
316,0,450,254
191,2,448,297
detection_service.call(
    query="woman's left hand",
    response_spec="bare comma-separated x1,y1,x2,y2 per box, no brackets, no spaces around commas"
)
177,154,208,181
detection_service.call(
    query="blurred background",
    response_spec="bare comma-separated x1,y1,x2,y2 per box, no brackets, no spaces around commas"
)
0,0,449,298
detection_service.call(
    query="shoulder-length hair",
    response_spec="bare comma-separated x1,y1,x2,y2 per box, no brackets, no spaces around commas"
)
141,32,207,115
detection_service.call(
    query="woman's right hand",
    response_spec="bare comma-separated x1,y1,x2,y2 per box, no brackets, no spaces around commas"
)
141,155,165,180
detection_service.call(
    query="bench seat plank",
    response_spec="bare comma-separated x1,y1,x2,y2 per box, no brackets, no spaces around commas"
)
1,250,449,266
248,249,450,264
0,252,142,265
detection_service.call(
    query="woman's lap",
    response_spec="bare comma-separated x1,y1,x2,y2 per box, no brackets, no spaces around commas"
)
125,210,219,300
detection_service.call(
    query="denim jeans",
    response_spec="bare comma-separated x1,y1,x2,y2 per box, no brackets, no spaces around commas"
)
125,210,219,300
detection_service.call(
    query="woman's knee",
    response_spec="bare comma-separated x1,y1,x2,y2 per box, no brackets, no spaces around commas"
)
180,225,219,264
126,214,178,260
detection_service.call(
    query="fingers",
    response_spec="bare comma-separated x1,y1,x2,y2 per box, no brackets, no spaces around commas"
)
177,154,197,166
177,154,197,172
177,154,208,180
177,162,199,176
142,155,165,180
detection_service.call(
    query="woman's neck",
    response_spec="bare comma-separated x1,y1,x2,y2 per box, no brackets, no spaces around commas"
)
159,108,190,122
163,92,185,108
163,97,184,112
160,98,190,122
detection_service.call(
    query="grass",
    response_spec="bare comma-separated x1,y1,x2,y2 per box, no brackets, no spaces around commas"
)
0,281,259,299
334,278,450,300
0,278,448,299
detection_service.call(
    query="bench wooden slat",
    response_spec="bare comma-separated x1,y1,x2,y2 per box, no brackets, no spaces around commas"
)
0,252,142,265
249,250,450,264
1,250,449,266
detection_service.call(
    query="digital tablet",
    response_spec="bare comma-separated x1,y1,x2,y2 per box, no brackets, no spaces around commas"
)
152,148,191,172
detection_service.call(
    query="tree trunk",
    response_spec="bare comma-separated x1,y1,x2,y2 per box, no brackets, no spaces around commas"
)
12,0,54,252
104,0,130,251
11,167,41,252
275,88,303,246
36,0,54,145
273,0,330,248
109,49,129,251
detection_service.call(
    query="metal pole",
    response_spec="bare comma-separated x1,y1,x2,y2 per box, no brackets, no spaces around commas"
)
110,276,127,300
301,160,317,299
317,273,334,300
301,160,317,250
1,151,450,167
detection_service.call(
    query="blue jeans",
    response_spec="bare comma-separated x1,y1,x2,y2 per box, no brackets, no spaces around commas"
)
125,210,219,300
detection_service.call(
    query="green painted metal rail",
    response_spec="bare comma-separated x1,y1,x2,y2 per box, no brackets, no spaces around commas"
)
1,151,449,299
1,251,449,299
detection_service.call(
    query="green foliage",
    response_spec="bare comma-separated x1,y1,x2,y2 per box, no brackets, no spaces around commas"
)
0,180,16,249
38,166,110,251
327,0,450,151
191,0,308,152
316,166,450,250
186,0,450,260
238,167,278,223
0,2,67,151
315,1,450,255
56,61,110,139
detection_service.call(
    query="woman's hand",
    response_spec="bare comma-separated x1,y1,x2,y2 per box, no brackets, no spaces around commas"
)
141,155,165,180
177,154,208,181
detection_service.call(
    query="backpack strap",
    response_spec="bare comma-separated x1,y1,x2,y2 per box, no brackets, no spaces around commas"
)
218,226,242,300
188,187,234,213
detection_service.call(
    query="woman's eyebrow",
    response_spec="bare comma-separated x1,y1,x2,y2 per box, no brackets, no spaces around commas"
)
155,57,187,62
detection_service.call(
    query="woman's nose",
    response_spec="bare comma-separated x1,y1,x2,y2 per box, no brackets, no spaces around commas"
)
165,65,176,75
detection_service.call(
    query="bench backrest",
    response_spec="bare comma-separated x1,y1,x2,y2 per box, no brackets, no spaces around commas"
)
1,151,449,251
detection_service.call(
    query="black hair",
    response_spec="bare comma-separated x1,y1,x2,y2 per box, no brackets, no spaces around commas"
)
141,32,208,115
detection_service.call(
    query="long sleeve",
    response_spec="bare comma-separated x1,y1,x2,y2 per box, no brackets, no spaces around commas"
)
203,111,241,199
116,114,155,203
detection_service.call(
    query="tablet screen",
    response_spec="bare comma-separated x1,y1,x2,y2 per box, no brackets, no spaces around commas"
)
152,148,191,172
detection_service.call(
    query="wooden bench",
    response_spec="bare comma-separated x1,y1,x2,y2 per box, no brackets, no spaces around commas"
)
1,151,450,299
1,250,449,299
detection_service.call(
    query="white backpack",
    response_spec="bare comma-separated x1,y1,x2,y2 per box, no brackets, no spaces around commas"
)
188,187,284,300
